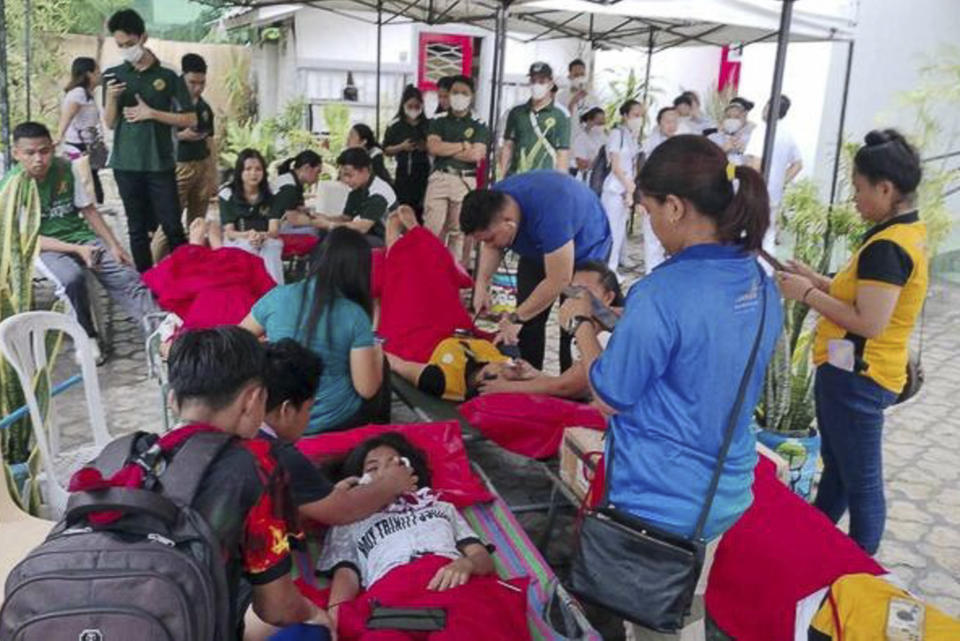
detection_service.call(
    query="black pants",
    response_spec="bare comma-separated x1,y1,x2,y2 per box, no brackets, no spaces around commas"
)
516,254,573,372
114,169,187,272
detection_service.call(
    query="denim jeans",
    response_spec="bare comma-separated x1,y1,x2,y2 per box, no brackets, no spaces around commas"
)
813,364,897,554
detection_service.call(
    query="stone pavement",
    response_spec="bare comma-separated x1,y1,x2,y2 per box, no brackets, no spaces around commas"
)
34,210,960,638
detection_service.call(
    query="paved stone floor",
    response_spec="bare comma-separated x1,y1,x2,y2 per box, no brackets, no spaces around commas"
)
34,208,960,638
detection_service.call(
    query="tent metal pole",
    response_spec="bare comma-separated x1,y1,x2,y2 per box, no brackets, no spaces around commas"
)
760,0,795,182
639,28,655,146
0,0,10,169
375,0,382,135
828,40,855,207
485,1,509,184
24,0,31,120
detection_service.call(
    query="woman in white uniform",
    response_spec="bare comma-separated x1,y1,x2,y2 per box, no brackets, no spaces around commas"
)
601,100,644,274
640,107,679,273
570,106,607,180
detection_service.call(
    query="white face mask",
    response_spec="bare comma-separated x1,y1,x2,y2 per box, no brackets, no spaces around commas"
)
404,107,422,120
449,94,471,113
722,118,743,134
569,76,587,90
120,42,145,65
530,82,552,100
626,117,644,133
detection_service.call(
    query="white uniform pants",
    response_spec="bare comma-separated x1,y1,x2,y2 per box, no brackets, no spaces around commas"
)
643,214,666,274
601,190,629,273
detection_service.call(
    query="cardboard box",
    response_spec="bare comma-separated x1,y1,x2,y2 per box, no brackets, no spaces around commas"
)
559,427,606,503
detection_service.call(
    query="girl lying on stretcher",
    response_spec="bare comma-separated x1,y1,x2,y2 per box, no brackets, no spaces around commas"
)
317,433,530,641
382,206,623,402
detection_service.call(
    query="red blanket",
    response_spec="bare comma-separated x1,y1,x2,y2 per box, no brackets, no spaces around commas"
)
378,227,478,362
705,458,885,640
143,245,276,329
459,394,606,459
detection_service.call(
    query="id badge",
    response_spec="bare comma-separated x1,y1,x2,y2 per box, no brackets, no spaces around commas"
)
827,339,856,372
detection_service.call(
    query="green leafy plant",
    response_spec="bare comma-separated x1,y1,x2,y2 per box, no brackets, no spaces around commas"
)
219,97,322,175
602,67,657,131
703,84,737,129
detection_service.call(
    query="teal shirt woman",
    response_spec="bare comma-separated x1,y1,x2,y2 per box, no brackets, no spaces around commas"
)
242,228,388,433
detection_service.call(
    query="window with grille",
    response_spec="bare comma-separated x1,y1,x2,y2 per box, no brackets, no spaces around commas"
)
417,33,473,90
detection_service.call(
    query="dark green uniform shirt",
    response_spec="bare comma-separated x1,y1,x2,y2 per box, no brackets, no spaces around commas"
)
177,95,214,163
427,112,490,172
342,175,396,240
105,58,194,172
218,186,276,232
383,118,430,181
0,158,96,244
503,100,570,175
270,173,305,218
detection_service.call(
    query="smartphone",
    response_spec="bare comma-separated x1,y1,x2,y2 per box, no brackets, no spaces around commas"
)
758,249,785,272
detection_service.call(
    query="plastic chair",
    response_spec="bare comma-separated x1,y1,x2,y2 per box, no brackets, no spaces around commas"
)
0,446,54,606
0,311,112,518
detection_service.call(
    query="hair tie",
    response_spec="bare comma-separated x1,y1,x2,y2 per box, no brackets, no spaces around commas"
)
726,162,737,182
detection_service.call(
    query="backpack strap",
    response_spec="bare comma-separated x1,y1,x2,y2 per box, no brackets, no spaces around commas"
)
158,431,235,507
87,432,154,477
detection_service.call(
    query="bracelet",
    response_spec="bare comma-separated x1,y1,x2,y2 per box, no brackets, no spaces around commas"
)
802,285,816,304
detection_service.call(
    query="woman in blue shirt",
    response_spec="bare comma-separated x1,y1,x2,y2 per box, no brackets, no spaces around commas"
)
561,135,782,640
241,227,389,434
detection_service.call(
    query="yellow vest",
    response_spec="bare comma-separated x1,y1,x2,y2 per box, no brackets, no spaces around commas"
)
809,573,960,640
813,212,928,393
428,338,509,401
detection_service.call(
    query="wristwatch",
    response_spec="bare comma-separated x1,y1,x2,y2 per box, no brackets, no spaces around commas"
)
507,311,524,325
569,315,593,335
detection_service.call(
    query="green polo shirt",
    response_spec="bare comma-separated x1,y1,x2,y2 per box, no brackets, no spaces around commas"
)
503,100,570,175
427,112,490,172
270,173,305,218
342,175,396,240
177,95,214,163
218,186,276,232
105,58,194,172
0,158,96,244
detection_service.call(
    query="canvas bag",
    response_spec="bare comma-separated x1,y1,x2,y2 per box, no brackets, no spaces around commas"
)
1,428,236,641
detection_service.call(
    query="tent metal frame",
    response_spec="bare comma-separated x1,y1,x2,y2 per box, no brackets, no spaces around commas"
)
0,0,855,190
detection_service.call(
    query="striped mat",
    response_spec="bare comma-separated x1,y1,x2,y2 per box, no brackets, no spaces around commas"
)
292,497,600,640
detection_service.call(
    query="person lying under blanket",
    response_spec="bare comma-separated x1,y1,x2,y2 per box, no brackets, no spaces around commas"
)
383,206,622,401
316,432,530,641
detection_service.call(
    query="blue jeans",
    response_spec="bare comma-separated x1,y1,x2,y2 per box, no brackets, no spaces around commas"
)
813,364,897,554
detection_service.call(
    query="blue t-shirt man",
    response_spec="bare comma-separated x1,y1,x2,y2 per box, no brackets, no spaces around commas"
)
252,281,375,433
590,244,782,540
496,170,611,264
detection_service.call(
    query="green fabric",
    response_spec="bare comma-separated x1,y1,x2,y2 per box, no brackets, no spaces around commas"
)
503,100,571,175
428,113,490,172
383,118,428,147
270,180,304,218
1,159,96,244
342,176,394,239
177,95,214,162
106,59,194,172
218,187,275,232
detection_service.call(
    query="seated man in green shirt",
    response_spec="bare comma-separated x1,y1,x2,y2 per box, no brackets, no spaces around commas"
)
309,148,397,247
499,62,571,177
5,122,159,363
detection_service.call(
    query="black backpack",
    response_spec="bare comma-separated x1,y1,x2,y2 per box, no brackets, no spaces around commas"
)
588,143,610,196
1,430,235,641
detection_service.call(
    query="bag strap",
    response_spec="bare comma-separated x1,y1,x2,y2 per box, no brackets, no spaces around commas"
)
692,263,768,540
66,486,179,524
159,431,235,507
528,109,558,163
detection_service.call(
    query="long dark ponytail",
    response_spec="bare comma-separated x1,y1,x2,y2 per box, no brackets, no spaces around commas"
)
297,227,372,347
637,134,769,251
277,149,322,176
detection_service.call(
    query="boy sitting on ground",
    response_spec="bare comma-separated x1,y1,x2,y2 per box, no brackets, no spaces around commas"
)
4,121,159,363
167,327,333,638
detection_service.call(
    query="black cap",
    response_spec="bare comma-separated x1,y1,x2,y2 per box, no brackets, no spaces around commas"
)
528,61,553,78
729,97,755,112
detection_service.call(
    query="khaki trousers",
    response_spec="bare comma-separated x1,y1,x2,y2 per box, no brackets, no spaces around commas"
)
423,171,476,264
151,158,214,262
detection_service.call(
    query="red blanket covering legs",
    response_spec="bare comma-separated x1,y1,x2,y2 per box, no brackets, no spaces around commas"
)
319,555,530,641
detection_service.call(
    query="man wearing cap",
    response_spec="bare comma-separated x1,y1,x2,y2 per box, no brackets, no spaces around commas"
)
499,62,570,177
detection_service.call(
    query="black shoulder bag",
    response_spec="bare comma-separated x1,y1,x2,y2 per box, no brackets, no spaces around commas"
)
570,267,768,633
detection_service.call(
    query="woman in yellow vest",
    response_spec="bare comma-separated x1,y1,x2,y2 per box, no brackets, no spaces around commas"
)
777,130,927,554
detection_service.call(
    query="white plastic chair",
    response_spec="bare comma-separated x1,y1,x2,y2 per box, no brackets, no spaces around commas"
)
0,446,53,605
0,311,111,518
